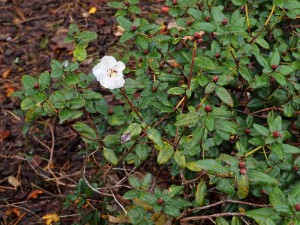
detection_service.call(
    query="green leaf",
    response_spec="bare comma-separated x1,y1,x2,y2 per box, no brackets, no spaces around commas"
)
246,208,277,225
174,151,186,168
237,174,249,199
192,22,216,32
211,6,226,23
216,217,229,225
157,142,174,164
231,216,242,225
38,72,50,89
72,122,97,143
254,53,269,68
128,5,141,14
175,112,199,127
195,56,216,70
215,87,234,107
270,143,283,158
239,66,253,82
147,128,164,147
64,74,79,86
187,8,203,19
256,38,270,49
270,50,280,66
127,207,145,224
123,123,142,140
247,170,278,185
68,98,85,109
82,90,103,100
269,186,291,215
169,185,184,197
205,82,216,94
283,103,293,117
197,75,210,86
135,34,148,50
77,31,97,43
186,159,229,174
167,87,185,95
282,144,300,154
128,176,142,188
73,44,87,61
195,180,207,206
163,204,181,218
103,148,118,165
32,92,46,104
272,72,286,85
22,75,37,89
59,107,83,123
232,0,246,6
204,113,214,132
278,65,294,75
42,101,56,116
120,30,135,42
124,190,141,199
103,134,119,147
21,97,36,110
107,1,124,8
253,124,270,136
51,68,64,78
116,16,132,30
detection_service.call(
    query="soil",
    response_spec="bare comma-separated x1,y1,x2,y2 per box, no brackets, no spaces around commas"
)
0,0,133,224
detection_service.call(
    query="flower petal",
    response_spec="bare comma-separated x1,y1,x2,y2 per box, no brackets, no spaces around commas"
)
100,75,125,90
99,56,117,67
116,61,126,71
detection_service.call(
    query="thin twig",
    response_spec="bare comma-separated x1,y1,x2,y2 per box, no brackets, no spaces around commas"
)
180,212,246,222
121,87,144,122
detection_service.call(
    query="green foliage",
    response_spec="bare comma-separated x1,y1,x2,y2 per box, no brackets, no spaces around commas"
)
19,1,300,224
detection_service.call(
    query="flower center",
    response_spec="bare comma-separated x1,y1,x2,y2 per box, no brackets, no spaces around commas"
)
107,67,118,77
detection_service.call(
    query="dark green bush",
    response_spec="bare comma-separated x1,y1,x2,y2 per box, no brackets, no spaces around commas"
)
20,0,300,224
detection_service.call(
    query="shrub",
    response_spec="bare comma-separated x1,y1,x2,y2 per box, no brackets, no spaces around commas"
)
20,0,300,224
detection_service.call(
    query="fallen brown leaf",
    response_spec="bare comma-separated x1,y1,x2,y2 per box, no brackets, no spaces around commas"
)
27,189,44,200
8,176,21,189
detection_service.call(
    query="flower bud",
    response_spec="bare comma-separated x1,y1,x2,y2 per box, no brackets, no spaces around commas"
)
213,76,219,83
222,18,228,25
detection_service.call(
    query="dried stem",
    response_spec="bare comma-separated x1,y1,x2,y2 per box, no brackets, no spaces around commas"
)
121,87,144,122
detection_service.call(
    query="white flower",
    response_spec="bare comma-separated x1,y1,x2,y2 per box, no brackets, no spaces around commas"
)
92,56,126,90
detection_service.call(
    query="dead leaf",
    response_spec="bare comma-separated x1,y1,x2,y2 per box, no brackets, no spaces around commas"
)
42,214,60,225
167,19,185,31
108,215,124,223
0,130,10,140
114,25,124,37
50,28,73,51
8,176,20,189
88,7,97,14
2,68,12,78
151,212,167,225
11,208,21,217
27,189,43,200
6,86,15,97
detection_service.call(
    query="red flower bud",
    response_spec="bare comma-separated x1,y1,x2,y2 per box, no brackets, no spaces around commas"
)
271,64,277,70
240,168,247,175
205,105,212,112
34,83,39,89
295,204,300,211
239,161,246,169
245,128,251,135
272,131,282,138
222,18,228,25
213,76,219,83
157,198,164,205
